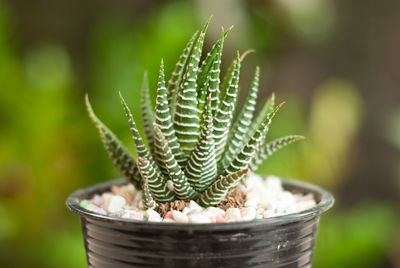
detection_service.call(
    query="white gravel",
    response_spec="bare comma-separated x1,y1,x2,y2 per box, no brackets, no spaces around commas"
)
79,174,317,223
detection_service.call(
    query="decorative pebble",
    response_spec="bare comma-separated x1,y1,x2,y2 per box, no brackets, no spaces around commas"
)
92,195,103,206
256,208,265,214
240,207,256,221
97,208,107,215
105,196,126,214
122,210,144,220
204,207,225,216
280,191,296,203
188,213,211,224
146,209,162,222
172,211,189,223
189,200,203,213
182,207,191,215
80,200,90,208
201,211,217,222
80,174,317,223
263,209,275,218
215,215,225,223
101,193,113,207
265,176,283,192
85,204,100,212
164,211,174,220
224,208,242,222
245,197,259,207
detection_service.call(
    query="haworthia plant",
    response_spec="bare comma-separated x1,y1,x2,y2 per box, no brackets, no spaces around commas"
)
86,19,303,209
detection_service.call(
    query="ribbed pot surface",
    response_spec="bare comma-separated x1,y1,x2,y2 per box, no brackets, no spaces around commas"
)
67,178,334,268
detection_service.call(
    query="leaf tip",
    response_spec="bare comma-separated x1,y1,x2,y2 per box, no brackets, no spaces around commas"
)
276,101,285,110
240,49,255,62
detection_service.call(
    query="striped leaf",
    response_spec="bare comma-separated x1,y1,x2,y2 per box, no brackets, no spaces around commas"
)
174,19,210,155
119,92,175,202
140,72,156,158
154,60,187,171
197,28,229,88
137,158,158,210
167,30,199,114
213,53,240,160
198,169,249,207
196,74,209,121
250,135,305,171
220,67,260,170
198,28,230,115
153,123,199,200
85,94,142,190
220,103,284,179
245,92,275,143
185,96,217,192
219,50,254,105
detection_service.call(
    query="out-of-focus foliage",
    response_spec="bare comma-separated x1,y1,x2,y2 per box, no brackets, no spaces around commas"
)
278,0,336,42
314,204,398,268
0,0,399,267
258,79,363,187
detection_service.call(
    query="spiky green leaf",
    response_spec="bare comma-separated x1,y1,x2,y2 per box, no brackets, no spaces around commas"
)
219,49,254,104
221,67,259,170
185,96,217,192
167,31,199,114
119,92,175,202
250,135,305,171
174,19,210,155
140,72,156,158
198,28,230,115
153,123,199,200
137,158,158,210
198,169,249,207
197,28,229,88
154,60,187,171
221,103,284,179
245,92,275,143
85,94,142,190
196,74,209,121
214,53,240,160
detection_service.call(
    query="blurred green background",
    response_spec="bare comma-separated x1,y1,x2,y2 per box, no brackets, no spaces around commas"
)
0,0,399,267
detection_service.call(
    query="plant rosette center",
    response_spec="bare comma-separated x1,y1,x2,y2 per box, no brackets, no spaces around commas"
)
79,173,316,224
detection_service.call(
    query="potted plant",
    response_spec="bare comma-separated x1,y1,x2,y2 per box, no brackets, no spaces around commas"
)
67,19,334,268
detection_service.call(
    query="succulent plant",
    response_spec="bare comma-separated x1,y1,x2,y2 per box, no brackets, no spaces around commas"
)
85,19,304,210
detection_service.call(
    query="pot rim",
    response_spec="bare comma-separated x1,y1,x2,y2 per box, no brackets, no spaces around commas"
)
66,176,334,230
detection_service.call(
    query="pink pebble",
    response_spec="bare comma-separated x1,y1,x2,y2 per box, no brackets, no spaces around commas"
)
164,211,174,220
208,215,217,223
216,215,225,223
92,195,103,206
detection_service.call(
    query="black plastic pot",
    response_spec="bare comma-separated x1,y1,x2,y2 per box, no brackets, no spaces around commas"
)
67,178,334,268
